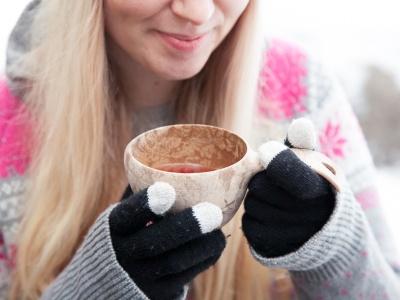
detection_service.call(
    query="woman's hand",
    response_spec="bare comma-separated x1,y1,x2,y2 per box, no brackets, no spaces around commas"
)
242,119,336,258
109,182,226,300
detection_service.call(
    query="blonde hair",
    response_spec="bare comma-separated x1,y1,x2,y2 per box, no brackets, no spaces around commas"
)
11,0,293,299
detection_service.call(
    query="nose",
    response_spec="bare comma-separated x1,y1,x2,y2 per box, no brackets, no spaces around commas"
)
171,0,215,25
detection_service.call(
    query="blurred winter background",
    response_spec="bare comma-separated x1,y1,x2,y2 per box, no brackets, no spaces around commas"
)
0,1,399,247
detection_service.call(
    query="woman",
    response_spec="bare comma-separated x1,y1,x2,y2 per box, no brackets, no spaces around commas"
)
1,0,399,299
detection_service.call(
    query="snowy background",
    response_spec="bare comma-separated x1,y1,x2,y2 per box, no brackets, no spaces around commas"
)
1,1,399,249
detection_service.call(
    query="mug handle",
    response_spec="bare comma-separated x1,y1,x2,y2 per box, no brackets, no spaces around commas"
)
247,147,344,193
291,148,344,192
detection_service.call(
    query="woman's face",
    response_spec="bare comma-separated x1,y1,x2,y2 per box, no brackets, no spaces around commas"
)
104,0,250,80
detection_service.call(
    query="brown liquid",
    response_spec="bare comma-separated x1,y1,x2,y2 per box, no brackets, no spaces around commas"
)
154,163,216,173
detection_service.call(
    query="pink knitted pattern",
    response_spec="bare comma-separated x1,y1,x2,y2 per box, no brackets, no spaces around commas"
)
0,79,30,178
0,233,16,269
258,39,308,120
355,187,380,210
319,120,347,159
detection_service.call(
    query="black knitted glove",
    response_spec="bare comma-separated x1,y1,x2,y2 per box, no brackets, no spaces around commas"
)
242,118,336,258
109,182,226,300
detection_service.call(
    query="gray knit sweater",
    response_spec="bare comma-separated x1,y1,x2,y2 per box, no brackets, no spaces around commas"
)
1,1,399,299
41,206,150,300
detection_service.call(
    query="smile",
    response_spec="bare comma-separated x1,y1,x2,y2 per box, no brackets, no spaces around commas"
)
157,31,207,53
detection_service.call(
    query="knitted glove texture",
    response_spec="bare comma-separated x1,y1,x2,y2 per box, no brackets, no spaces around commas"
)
110,182,226,300
242,119,336,258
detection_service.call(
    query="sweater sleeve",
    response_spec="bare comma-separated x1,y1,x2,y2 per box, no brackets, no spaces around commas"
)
253,40,400,299
41,205,151,300
41,205,190,300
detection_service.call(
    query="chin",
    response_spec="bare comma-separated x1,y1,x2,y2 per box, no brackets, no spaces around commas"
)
154,59,209,80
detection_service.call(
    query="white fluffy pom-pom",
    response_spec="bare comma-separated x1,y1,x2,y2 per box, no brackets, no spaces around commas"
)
287,118,317,150
147,182,176,215
258,141,288,169
192,202,223,234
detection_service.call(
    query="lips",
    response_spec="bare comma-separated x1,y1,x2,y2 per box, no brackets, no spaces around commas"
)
162,32,205,41
157,31,208,52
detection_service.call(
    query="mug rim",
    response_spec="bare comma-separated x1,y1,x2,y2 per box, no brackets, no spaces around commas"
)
125,124,252,176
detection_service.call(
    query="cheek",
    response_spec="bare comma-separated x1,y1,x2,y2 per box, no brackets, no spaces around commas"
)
104,0,170,36
104,0,165,19
104,0,144,39
104,0,166,53
218,0,250,22
215,0,250,38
